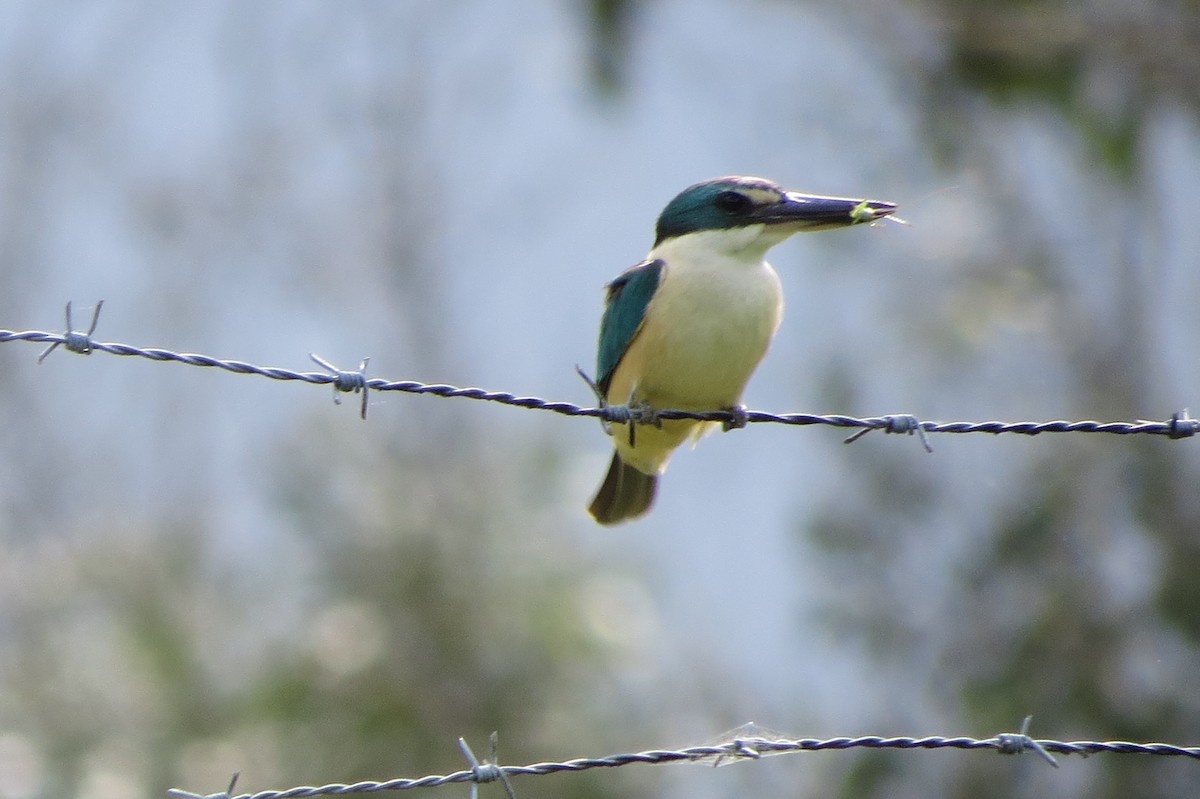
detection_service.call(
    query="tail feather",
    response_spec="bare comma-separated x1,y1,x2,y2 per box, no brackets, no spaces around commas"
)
588,453,658,525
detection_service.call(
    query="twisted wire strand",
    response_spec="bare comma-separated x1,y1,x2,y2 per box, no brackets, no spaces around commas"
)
11,309,1199,799
2,321,1197,439
167,733,1200,799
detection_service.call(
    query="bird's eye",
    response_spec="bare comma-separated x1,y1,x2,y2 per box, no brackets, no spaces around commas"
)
714,190,752,215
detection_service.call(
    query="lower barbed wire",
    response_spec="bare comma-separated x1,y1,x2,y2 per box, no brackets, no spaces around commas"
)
168,721,1200,799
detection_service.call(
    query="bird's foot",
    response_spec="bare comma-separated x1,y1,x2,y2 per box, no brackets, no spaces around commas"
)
616,400,662,447
626,400,663,428
721,404,749,432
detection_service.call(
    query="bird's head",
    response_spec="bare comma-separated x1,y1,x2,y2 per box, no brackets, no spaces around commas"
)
653,176,896,251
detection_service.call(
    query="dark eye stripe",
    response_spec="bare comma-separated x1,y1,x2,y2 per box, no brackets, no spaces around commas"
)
714,191,751,214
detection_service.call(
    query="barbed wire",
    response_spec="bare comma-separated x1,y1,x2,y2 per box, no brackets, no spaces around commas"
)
10,307,1199,796
167,720,1200,799
2,301,1197,444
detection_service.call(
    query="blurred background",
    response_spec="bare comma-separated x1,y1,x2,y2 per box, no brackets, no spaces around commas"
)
2,1,1199,798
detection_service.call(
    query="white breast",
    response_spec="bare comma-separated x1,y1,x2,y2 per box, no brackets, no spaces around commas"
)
629,228,784,409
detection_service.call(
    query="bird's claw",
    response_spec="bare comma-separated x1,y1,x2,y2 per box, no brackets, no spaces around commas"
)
626,400,663,428
624,400,662,446
722,404,749,432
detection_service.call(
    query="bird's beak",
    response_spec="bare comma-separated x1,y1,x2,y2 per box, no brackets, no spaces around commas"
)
758,192,897,232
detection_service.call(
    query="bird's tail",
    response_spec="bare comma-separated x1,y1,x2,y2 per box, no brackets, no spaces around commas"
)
588,452,658,525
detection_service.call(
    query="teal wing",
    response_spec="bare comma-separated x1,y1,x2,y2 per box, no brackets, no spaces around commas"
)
596,259,664,394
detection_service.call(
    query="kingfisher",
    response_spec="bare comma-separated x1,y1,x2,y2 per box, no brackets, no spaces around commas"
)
587,176,896,525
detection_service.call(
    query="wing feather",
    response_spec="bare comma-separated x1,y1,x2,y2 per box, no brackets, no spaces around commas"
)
596,259,664,394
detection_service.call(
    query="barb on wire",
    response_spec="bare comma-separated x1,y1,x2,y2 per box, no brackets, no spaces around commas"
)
459,733,516,799
168,722,1200,799
3,302,1198,441
995,716,1058,767
844,413,934,452
693,721,797,767
37,299,104,363
311,353,371,419
169,772,239,799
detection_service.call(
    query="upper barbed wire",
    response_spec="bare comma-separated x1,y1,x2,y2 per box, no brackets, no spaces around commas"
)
2,302,1196,442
